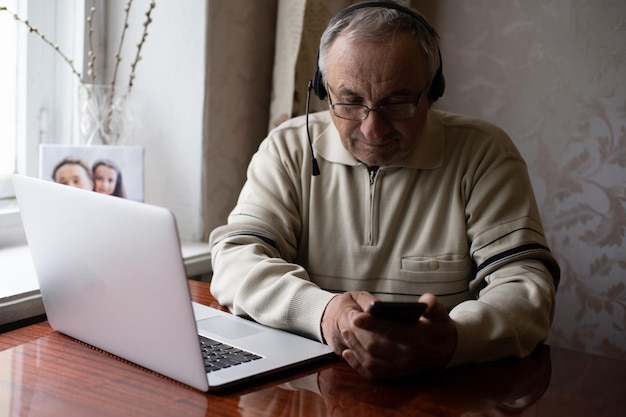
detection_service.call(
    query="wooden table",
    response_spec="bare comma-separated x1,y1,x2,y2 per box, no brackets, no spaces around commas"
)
1,280,624,417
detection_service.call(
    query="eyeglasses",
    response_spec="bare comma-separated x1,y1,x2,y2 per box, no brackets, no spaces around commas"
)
328,87,426,121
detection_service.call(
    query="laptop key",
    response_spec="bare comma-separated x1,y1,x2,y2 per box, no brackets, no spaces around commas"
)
199,335,262,373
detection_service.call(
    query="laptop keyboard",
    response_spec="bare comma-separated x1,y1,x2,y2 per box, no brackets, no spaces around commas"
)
199,335,262,373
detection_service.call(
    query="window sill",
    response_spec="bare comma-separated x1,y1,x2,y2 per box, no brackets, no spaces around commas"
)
0,241,212,328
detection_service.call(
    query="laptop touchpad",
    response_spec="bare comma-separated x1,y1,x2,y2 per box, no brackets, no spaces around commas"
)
197,316,263,340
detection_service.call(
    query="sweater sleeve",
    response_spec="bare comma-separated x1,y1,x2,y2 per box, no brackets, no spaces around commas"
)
209,131,335,342
446,115,560,365
447,259,557,367
210,226,335,342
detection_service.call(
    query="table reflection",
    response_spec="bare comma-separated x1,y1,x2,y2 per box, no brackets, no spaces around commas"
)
238,345,552,416
2,334,209,417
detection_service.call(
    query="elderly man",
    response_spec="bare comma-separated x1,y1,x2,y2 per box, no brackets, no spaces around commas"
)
210,1,559,380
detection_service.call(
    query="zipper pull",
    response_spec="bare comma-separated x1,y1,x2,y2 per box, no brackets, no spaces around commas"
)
369,167,379,185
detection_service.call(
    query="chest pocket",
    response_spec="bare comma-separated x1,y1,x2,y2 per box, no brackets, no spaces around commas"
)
401,255,473,283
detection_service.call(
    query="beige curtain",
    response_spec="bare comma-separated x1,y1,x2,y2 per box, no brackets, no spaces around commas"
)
202,0,352,239
201,0,278,239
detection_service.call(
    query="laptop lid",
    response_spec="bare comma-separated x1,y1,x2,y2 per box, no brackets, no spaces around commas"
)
12,175,333,391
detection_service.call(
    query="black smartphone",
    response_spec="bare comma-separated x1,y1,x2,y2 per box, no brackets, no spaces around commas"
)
367,301,427,323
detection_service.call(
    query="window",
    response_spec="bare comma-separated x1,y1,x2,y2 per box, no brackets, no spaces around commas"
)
0,0,85,242
0,0,85,204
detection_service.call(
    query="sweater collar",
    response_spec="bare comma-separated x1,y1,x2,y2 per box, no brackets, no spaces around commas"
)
315,109,445,170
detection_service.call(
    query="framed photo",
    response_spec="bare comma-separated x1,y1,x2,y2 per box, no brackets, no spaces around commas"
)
39,145,144,202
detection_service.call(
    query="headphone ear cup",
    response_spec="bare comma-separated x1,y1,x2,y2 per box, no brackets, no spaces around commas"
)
428,52,445,101
429,67,445,101
311,65,327,100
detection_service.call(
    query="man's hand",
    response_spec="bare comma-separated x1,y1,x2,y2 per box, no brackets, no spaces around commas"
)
321,292,457,380
321,291,376,355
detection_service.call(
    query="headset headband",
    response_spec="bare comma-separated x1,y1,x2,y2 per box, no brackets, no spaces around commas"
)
310,1,445,102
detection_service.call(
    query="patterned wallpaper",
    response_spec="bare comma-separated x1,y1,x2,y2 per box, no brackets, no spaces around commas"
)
414,0,626,359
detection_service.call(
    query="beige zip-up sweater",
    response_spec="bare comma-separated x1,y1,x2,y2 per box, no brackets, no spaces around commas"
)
210,110,559,367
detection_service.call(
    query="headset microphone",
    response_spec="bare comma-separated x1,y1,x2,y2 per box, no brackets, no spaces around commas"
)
306,80,321,176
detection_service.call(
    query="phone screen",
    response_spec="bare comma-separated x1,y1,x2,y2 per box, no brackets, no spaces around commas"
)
367,301,427,323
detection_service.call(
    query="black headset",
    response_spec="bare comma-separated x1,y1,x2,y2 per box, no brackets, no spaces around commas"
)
306,1,445,176
310,1,445,102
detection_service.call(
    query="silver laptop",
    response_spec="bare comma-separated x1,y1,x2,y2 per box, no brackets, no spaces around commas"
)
12,174,333,391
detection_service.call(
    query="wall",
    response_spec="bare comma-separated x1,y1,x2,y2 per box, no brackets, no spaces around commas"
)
104,0,206,241
415,0,626,359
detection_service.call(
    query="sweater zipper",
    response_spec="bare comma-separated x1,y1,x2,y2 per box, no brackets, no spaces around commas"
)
367,167,379,245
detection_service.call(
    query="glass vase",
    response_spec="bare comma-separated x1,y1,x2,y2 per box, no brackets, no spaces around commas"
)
78,84,133,145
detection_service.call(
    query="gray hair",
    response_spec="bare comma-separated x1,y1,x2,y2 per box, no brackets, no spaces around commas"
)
318,2,440,90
